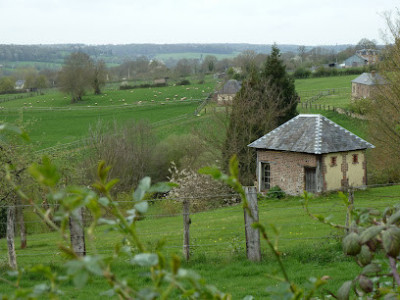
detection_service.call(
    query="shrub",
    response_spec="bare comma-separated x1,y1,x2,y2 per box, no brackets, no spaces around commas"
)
348,98,372,115
293,67,311,79
266,186,285,199
85,120,157,194
119,82,167,90
176,79,190,86
168,162,239,212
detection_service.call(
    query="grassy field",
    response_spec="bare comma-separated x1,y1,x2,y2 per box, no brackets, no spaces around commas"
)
0,75,387,298
0,185,399,298
295,75,356,92
295,75,357,109
0,75,369,151
0,79,216,149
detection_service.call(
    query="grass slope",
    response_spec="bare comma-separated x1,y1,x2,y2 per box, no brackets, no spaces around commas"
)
0,80,216,149
295,75,357,92
0,185,399,298
296,75,359,109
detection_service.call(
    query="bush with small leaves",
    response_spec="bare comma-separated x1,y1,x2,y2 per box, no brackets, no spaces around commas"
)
266,185,285,199
303,191,400,299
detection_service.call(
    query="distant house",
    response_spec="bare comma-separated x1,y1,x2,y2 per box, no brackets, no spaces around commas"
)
15,80,25,90
213,72,225,79
153,78,167,85
351,71,386,99
248,114,374,195
217,79,241,105
343,49,379,67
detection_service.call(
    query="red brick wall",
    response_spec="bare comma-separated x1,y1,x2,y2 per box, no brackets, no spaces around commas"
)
257,150,317,195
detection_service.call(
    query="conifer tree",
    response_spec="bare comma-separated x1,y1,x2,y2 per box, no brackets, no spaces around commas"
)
223,46,298,185
262,45,298,124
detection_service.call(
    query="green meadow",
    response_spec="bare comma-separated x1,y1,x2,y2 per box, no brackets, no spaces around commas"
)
0,74,383,298
296,74,357,109
0,185,398,298
0,79,216,149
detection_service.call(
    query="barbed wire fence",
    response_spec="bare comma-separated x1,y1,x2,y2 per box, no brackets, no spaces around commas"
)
1,185,400,261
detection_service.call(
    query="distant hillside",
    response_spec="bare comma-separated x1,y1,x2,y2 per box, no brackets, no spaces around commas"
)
0,43,353,67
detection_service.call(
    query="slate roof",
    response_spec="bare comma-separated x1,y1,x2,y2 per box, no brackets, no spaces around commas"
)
248,114,374,154
219,79,241,94
352,72,386,86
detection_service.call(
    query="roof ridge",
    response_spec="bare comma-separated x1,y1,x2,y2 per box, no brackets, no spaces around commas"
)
314,115,322,154
323,117,375,149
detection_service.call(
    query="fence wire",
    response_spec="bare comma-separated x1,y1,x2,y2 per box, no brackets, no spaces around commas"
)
0,186,399,259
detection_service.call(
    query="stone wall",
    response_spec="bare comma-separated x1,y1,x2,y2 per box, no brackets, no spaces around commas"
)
257,150,368,195
257,150,317,195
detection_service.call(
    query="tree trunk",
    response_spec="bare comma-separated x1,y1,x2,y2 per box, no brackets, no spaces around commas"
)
7,206,17,269
183,199,190,261
17,200,27,249
69,207,86,256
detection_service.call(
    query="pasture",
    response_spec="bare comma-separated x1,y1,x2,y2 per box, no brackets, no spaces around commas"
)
0,74,380,298
296,74,357,109
0,74,364,152
0,79,216,149
0,185,399,298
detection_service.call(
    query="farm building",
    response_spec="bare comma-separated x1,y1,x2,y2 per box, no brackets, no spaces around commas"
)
15,80,25,90
248,114,374,195
351,71,386,99
217,79,241,105
153,78,167,85
343,49,380,67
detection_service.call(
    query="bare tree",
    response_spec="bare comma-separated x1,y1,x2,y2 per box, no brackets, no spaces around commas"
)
86,120,157,193
58,52,94,103
91,60,107,95
368,9,400,182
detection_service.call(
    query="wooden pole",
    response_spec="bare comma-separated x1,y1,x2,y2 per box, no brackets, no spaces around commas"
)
183,199,190,261
17,199,27,249
345,189,354,234
69,207,86,256
244,186,261,261
7,206,17,269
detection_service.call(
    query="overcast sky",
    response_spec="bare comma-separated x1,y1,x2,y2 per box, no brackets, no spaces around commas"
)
0,0,398,45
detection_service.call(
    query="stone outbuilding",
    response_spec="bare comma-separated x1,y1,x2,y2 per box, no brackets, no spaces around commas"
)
217,79,241,105
351,71,386,99
248,114,374,195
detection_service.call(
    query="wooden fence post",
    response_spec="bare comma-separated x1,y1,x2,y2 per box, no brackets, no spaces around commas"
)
69,207,86,256
183,199,190,261
244,186,261,261
345,189,354,234
7,205,17,269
